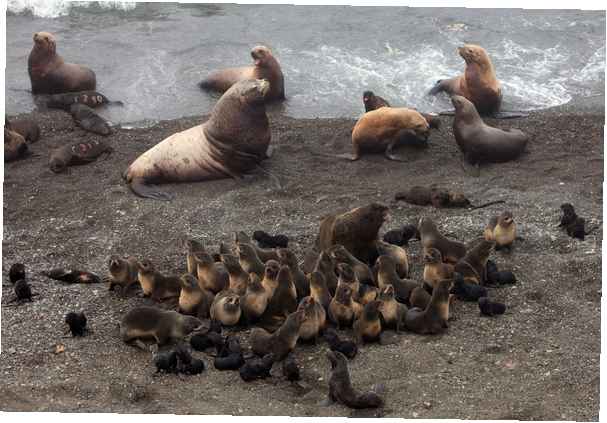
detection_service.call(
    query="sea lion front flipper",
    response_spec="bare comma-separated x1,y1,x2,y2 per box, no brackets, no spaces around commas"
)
384,140,407,162
490,111,529,119
461,156,480,177
127,178,174,202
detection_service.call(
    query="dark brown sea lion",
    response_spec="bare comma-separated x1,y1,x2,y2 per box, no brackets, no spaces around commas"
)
559,203,589,240
376,240,409,278
250,309,306,361
328,284,356,329
199,45,285,101
28,32,96,95
454,239,495,284
335,263,361,302
4,125,29,162
49,139,113,173
309,271,332,311
363,91,390,112
484,211,516,250
178,274,215,318
237,243,266,279
277,248,309,299
353,300,382,344
5,116,40,143
47,90,123,110
136,259,181,301
327,350,384,409
264,265,298,319
297,296,326,343
452,95,528,167
422,248,454,290
234,231,279,262
418,217,466,264
377,284,407,332
404,279,450,335
69,104,112,136
330,245,374,286
375,255,417,304
106,255,139,295
313,250,338,295
124,79,272,201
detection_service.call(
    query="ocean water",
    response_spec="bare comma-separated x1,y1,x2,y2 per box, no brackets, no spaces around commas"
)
5,1,606,125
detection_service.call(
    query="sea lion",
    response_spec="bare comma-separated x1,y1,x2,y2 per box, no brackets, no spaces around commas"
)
234,231,280,262
253,230,289,249
404,279,450,335
250,309,306,361
328,284,356,329
219,254,249,295
487,270,517,286
154,350,178,374
428,44,501,115
335,263,361,302
106,255,139,295
28,31,96,95
124,79,272,201
327,350,384,409
210,290,242,326
239,353,275,382
309,271,332,311
454,239,495,284
363,91,390,112
193,251,229,294
4,125,29,162
49,139,113,173
237,243,266,278
199,45,285,101
409,285,431,310
452,95,528,167
69,104,112,136
559,203,589,240
418,217,466,264
345,107,431,161
65,312,87,337
484,211,516,250
46,90,123,110
282,352,301,381
377,284,407,332
174,343,206,375
120,306,202,349
313,250,338,295
40,269,101,284
277,248,310,299
382,224,418,247
5,116,40,143
375,255,418,304
330,245,374,286
318,203,389,265
261,259,281,299
178,274,215,318
450,272,487,301
241,273,269,323
376,240,409,278
358,284,379,305
185,239,205,276
394,185,450,208
478,297,506,316
353,300,383,344
264,265,298,319
297,296,326,343
214,336,245,371
9,263,26,284
324,328,357,360
13,279,33,302
422,248,454,290
136,259,181,301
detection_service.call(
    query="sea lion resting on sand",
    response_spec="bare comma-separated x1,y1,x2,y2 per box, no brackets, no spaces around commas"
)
124,79,272,201
28,32,96,95
4,124,29,162
5,116,40,143
49,139,113,173
199,45,285,102
69,104,112,136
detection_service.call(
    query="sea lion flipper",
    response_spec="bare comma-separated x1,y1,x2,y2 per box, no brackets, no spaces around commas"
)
438,109,456,116
128,178,174,202
335,153,359,161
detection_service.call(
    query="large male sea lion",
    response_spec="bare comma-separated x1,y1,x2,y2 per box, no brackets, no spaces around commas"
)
199,45,285,101
28,32,96,95
124,79,272,200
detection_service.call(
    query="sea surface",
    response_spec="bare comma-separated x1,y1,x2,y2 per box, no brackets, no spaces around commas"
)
5,1,606,126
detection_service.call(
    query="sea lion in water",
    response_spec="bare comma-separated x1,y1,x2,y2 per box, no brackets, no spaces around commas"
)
484,210,516,250
418,217,466,265
124,79,273,201
4,125,29,162
28,32,96,95
428,44,501,115
452,95,528,167
69,104,112,136
199,45,285,102
47,90,123,110
327,350,384,409
5,116,40,143
48,139,113,173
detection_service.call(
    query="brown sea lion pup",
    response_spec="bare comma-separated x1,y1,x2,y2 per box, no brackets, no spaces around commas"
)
335,263,360,302
418,217,466,264
106,255,139,295
193,251,229,294
210,290,242,326
241,273,269,323
353,300,383,344
220,254,249,295
4,126,29,162
28,31,96,95
404,279,451,335
455,239,495,284
318,203,389,265
136,259,181,301
309,270,332,311
250,309,306,361
394,185,450,208
343,107,430,161
484,211,516,251
124,79,273,201
297,296,326,343
120,306,202,349
261,259,281,299
178,274,215,318
185,239,205,276
423,248,455,290
264,265,298,319
234,231,279,262
328,284,356,329
46,90,123,110
358,284,379,305
376,240,409,278
452,95,528,168
5,116,40,143
330,245,374,286
409,285,431,310
199,45,285,101
313,250,338,295
428,44,501,115
363,90,390,112
327,350,384,409
277,248,310,299
376,255,418,304
49,139,113,173
377,284,408,332
237,243,265,279
69,104,112,136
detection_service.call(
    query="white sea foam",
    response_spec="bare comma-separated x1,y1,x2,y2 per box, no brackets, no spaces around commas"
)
572,46,606,83
7,0,136,19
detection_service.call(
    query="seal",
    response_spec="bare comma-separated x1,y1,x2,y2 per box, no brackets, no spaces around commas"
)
484,210,516,250
382,224,418,247
452,95,528,167
404,279,450,335
49,138,113,173
241,273,269,323
124,79,272,201
4,125,29,163
377,284,408,332
120,306,202,349
454,239,495,284
5,116,40,143
46,90,123,110
282,352,301,381
277,248,310,299
327,350,384,409
136,259,181,301
106,255,139,296
210,290,242,326
450,272,487,301
422,247,454,290
376,255,418,304
324,328,358,359
219,253,249,295
409,285,431,310
428,44,501,115
418,217,466,264
359,283,379,305
239,353,275,382
253,230,289,249
40,268,101,284
193,250,229,294
178,274,215,318
13,279,33,302
394,185,450,208
309,270,332,310
297,296,326,343
478,297,506,316
250,309,306,361
353,300,383,344
199,45,285,101
69,104,112,136
376,240,409,278
28,32,96,95
363,90,390,112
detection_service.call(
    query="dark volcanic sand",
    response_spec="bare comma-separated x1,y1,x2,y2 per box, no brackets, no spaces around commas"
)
1,101,603,419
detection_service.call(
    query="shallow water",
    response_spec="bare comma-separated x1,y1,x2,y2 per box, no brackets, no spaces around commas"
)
5,1,606,125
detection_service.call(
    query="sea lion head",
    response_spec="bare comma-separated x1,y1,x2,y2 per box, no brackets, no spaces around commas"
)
108,255,125,273
251,45,275,67
448,191,471,207
451,95,481,122
498,210,514,227
364,299,382,317
309,271,327,289
474,239,496,257
363,90,375,104
264,260,280,280
137,258,154,273
458,44,489,66
185,239,204,255
297,296,316,313
247,273,264,292
430,189,451,208
277,248,296,266
376,255,395,271
223,294,240,312
336,262,355,282
277,265,292,285
288,309,307,326
32,31,56,54
560,203,577,223
423,247,442,264
334,284,352,304
193,250,214,265
5,128,29,163
327,349,347,369
219,254,240,271
180,274,200,290
238,78,270,105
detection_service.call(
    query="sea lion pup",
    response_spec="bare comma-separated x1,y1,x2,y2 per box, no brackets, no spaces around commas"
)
282,352,301,381
240,353,275,382
210,290,242,326
363,91,390,112
309,271,332,311
250,309,306,361
375,255,417,304
454,239,495,285
478,297,506,316
423,248,454,290
452,95,528,168
277,248,310,299
4,125,29,162
328,284,356,329
353,300,383,344
5,116,40,143
199,45,285,101
376,240,409,278
330,245,374,286
253,230,289,249
241,273,269,323
377,285,408,332
120,306,202,349
65,312,87,337
324,328,358,359
69,104,112,136
40,269,101,284
234,231,280,262
136,259,181,301
343,107,430,161
106,255,139,295
28,31,96,95
125,79,273,201
237,243,266,278
154,350,178,373
358,284,379,305
178,274,215,318
404,279,451,335
13,279,33,302
46,90,123,110
484,210,516,250
313,251,338,295
318,203,389,265
219,254,249,295
409,285,431,309
48,139,113,173
261,259,281,299
558,203,590,240
383,224,418,247
327,350,384,409
429,44,501,115
418,217,466,264
193,251,229,294
185,239,205,275
297,296,326,343
9,263,26,284
450,272,487,301
264,265,298,319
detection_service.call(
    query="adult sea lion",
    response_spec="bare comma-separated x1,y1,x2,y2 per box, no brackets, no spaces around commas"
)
124,79,273,201
48,139,113,173
28,32,96,95
199,45,285,101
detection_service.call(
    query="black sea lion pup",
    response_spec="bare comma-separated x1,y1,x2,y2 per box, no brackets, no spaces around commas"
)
404,279,450,335
234,231,280,263
253,230,289,249
5,116,40,143
327,350,384,409
13,279,33,302
383,224,418,247
559,203,588,240
175,343,206,375
250,309,306,361
418,217,466,264
240,353,275,382
136,259,181,301
214,335,245,371
65,312,87,336
241,273,269,323
49,139,113,173
353,300,382,344
106,255,139,295
154,350,178,374
323,328,357,359
28,31,96,94
47,91,123,110
478,297,506,316
487,271,516,285
450,272,487,301
277,248,310,299
178,274,214,318
40,269,102,284
69,104,112,136
9,263,26,284
484,211,516,251
282,352,301,381
363,91,390,112
210,291,242,326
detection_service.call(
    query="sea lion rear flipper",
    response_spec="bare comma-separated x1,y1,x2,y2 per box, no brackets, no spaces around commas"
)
108,100,124,107
127,178,174,201
490,111,529,119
